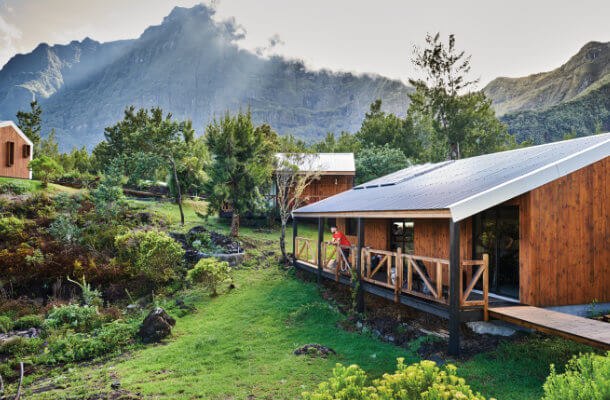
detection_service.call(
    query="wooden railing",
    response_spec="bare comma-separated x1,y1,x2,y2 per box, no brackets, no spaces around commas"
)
460,254,490,320
294,237,489,317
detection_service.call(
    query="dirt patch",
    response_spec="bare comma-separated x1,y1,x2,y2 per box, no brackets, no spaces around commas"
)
294,344,337,358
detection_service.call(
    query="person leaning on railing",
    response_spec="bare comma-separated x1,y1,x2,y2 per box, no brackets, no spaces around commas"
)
329,226,351,265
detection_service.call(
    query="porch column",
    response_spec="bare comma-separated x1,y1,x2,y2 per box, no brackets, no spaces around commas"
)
355,217,365,313
292,217,298,263
448,219,461,356
317,217,324,283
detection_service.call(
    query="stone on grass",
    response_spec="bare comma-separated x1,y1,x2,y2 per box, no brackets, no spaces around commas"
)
294,344,336,358
138,308,176,343
466,321,516,337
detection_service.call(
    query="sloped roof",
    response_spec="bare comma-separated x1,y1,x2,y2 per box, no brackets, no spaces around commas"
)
0,120,34,147
293,133,610,222
276,153,355,174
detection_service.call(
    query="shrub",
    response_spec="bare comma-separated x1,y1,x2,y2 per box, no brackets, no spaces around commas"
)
13,314,44,330
187,258,232,296
0,336,45,357
0,180,30,195
542,352,610,400
0,216,25,239
29,155,63,187
45,304,103,333
0,315,14,333
45,320,137,363
115,229,185,284
48,214,81,244
302,358,490,400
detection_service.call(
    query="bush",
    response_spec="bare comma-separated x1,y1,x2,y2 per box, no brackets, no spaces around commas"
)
542,352,610,400
13,314,44,330
45,320,137,363
187,258,232,296
44,304,103,333
0,315,14,333
115,229,185,284
0,180,30,195
302,358,490,400
48,214,81,244
0,336,45,357
0,216,25,239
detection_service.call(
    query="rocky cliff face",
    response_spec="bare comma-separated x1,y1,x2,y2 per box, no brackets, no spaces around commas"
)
484,41,610,116
0,5,412,150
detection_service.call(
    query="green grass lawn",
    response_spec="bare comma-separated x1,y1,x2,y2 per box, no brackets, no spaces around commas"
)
13,199,595,399
0,176,81,194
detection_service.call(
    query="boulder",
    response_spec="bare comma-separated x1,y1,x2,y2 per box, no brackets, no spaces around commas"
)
138,308,176,343
294,344,336,358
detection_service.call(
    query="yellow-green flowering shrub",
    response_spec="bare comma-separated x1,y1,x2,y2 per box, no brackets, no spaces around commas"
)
542,352,610,400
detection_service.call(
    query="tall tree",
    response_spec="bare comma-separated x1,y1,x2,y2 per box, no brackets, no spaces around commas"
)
275,153,320,263
355,144,410,184
408,33,514,161
16,100,42,153
311,132,361,153
205,111,277,237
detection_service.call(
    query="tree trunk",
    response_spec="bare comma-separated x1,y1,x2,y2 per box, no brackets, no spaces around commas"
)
230,212,240,237
169,157,185,226
279,221,287,263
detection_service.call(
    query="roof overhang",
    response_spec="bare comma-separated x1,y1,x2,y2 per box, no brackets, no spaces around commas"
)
292,209,451,219
0,120,34,147
448,138,610,222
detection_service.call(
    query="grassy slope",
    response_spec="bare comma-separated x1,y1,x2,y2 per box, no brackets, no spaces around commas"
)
16,200,595,399
0,176,81,194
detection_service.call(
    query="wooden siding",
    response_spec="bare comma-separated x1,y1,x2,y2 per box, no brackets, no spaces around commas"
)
519,157,610,306
0,125,30,179
300,175,353,205
337,218,388,249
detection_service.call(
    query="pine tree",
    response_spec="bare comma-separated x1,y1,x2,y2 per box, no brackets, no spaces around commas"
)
16,100,42,154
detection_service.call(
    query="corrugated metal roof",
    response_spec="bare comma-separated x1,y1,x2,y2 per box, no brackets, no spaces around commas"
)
276,153,355,173
293,132,610,221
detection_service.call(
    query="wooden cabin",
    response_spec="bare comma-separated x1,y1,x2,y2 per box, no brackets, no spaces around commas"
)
0,121,33,179
220,153,355,218
292,133,610,353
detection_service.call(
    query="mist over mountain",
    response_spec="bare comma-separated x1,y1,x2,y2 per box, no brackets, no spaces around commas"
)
0,5,412,150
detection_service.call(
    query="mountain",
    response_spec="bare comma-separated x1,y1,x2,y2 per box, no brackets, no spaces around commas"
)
0,5,412,150
484,41,610,116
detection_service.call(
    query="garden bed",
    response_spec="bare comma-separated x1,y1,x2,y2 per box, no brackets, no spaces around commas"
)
172,226,246,266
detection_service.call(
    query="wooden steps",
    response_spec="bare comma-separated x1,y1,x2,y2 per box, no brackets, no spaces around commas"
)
489,306,610,350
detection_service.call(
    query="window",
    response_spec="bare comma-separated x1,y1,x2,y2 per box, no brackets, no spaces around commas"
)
390,220,415,254
345,218,358,236
22,144,31,158
5,141,14,167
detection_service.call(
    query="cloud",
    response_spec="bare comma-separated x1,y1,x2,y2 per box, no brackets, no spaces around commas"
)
0,11,22,67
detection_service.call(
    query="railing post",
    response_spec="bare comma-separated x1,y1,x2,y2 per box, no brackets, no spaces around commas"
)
317,217,323,283
448,219,461,357
395,247,402,303
292,217,298,264
483,253,489,321
355,217,365,313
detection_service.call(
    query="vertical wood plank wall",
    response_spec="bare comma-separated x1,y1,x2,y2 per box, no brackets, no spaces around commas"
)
337,218,388,249
0,125,30,179
300,175,354,205
520,157,610,306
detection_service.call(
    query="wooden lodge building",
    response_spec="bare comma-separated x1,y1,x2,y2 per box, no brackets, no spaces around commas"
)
292,133,610,354
0,121,33,180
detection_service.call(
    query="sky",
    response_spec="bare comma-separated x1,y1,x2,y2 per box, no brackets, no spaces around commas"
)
1,0,610,86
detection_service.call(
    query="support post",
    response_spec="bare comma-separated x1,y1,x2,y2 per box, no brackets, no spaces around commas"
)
317,217,324,283
355,218,365,313
448,219,461,357
292,217,298,264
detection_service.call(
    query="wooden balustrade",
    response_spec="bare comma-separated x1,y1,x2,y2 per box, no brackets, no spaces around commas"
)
295,238,489,316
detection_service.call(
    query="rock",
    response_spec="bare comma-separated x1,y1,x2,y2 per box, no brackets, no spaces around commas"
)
384,335,395,343
356,321,363,330
111,380,121,390
293,344,336,358
466,321,516,337
137,308,176,343
428,354,446,366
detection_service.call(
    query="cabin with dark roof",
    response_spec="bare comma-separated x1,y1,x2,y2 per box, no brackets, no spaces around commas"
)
292,133,610,354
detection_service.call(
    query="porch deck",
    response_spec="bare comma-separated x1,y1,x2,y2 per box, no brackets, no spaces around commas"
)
489,306,610,350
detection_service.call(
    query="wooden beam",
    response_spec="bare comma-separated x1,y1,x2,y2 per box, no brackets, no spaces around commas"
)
292,217,298,263
292,209,452,219
355,217,365,313
448,219,461,357
317,217,324,284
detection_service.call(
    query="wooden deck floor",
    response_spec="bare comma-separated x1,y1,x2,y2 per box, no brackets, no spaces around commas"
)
489,306,610,350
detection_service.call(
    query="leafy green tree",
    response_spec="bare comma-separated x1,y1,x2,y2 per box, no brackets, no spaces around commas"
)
38,129,60,159
355,144,410,184
408,33,515,161
16,100,42,153
58,146,93,174
356,99,421,159
205,111,277,237
29,155,63,187
311,131,361,153
93,106,199,225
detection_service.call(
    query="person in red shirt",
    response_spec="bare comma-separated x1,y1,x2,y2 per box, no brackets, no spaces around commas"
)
330,226,351,266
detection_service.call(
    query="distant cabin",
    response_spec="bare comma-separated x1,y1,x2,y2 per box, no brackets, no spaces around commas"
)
220,152,355,217
292,134,610,353
0,121,33,179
